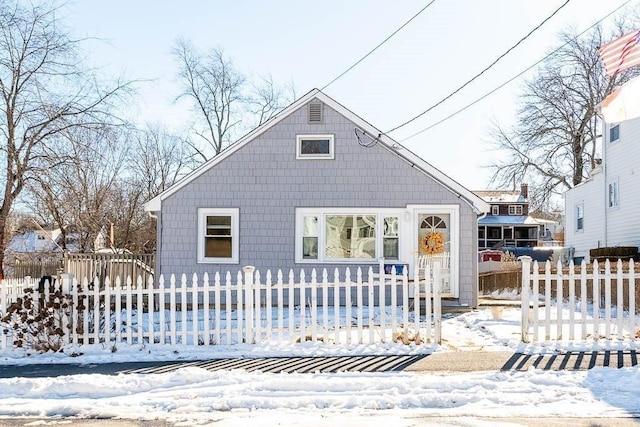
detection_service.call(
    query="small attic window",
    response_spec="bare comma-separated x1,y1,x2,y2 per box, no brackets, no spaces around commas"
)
296,135,334,159
308,102,323,123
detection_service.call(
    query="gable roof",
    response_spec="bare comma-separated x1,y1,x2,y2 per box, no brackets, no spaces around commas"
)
144,88,490,214
474,190,525,204
7,229,62,253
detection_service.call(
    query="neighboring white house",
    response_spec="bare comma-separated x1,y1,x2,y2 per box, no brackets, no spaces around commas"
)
564,118,640,262
7,227,109,258
7,228,62,254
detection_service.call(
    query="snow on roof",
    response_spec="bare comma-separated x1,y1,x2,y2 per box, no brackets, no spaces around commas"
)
479,215,541,225
474,190,525,203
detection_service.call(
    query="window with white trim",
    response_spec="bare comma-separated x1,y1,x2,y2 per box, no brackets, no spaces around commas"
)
296,134,334,159
197,208,239,263
608,180,619,208
610,124,620,143
296,208,401,262
508,205,523,215
576,203,584,231
491,205,499,215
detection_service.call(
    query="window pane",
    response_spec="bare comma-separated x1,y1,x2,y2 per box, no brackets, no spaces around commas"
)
207,216,231,226
609,183,618,207
301,139,330,154
205,237,232,257
303,216,318,237
384,216,398,237
325,215,376,259
383,216,399,259
206,216,232,236
610,125,620,142
383,238,398,258
303,237,318,259
576,205,584,230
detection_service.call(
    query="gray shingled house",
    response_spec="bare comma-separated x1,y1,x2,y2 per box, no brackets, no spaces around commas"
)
144,89,490,307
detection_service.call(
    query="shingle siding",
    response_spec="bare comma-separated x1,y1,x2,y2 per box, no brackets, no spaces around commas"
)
158,100,480,306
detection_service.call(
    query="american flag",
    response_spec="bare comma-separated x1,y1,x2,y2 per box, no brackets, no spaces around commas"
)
599,29,640,76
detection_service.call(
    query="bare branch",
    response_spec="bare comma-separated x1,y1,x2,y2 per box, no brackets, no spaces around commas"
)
0,0,132,276
486,22,640,210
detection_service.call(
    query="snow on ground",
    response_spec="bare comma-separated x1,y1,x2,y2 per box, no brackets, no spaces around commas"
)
0,303,639,425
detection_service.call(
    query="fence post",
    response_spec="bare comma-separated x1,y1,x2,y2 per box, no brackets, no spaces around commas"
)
243,266,255,344
520,256,532,343
433,262,442,345
58,273,74,346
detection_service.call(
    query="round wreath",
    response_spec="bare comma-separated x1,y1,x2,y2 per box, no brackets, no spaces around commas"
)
420,231,445,255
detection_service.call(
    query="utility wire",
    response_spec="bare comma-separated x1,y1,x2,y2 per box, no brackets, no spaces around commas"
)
385,0,571,135
321,1,437,90
398,0,632,142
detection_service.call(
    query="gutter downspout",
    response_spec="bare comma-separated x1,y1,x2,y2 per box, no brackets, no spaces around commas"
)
603,124,608,249
148,211,160,279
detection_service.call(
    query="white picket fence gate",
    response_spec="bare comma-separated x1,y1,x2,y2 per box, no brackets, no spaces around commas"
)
521,257,639,342
0,265,442,350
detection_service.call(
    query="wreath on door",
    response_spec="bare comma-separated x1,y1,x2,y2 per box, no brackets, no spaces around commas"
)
420,231,445,255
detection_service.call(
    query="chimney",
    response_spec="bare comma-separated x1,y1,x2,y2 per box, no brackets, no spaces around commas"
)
520,184,528,199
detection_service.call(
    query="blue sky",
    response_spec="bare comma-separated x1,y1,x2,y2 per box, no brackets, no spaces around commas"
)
64,0,634,190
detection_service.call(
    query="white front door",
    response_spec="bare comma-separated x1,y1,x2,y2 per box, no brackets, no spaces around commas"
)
417,213,451,294
407,205,459,297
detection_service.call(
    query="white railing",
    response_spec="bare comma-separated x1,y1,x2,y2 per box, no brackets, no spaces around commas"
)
521,257,638,342
0,265,442,350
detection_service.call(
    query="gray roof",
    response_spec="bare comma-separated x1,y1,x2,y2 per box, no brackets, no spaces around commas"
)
479,215,541,226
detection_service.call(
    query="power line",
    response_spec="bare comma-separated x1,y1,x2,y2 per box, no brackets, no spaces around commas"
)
321,1,437,91
385,0,571,135
398,0,632,142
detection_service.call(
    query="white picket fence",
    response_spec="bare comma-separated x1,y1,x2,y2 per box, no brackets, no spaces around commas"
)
521,257,639,342
0,265,442,350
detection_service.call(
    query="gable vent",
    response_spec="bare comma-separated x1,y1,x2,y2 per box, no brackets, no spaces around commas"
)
308,102,323,123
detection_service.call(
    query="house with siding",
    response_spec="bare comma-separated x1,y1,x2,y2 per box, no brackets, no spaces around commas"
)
564,118,640,262
7,228,62,254
144,89,490,307
475,184,548,250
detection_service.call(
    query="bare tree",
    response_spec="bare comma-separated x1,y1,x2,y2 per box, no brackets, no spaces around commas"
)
0,0,131,277
487,24,640,210
26,123,185,254
128,124,192,200
118,124,191,251
247,75,297,127
27,125,128,252
172,39,296,163
173,39,245,161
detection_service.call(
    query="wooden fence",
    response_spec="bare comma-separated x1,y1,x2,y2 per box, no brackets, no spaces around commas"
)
521,257,639,342
9,258,63,279
0,265,442,350
5,253,155,284
64,253,154,286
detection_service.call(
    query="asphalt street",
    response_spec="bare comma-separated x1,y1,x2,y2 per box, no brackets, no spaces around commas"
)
0,349,638,378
